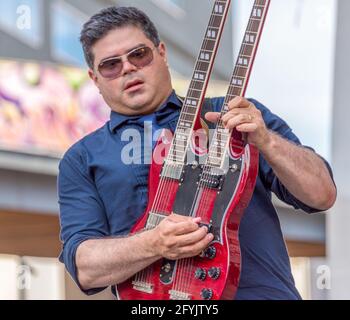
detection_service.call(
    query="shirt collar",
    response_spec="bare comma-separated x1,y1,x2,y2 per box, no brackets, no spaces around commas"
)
109,90,183,133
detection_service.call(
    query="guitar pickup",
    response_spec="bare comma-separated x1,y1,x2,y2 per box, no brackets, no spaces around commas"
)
200,173,225,190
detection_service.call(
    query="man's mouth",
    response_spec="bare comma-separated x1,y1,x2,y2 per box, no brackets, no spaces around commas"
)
124,79,144,92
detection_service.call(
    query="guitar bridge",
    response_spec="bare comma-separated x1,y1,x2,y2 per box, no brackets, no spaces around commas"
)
168,290,191,300
132,281,153,294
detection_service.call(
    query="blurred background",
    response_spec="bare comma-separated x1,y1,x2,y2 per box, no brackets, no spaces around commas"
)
0,0,349,300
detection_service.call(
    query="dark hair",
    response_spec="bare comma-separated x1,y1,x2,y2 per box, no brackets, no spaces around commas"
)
80,6,160,69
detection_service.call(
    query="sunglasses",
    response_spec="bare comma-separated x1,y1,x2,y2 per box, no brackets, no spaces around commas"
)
97,46,157,79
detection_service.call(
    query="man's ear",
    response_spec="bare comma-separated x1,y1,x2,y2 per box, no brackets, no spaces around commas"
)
88,69,102,92
158,42,168,62
88,69,97,84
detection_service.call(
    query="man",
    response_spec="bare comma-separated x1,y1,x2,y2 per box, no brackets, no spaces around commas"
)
58,6,336,300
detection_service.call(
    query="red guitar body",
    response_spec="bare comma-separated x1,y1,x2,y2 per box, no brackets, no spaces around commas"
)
117,132,259,300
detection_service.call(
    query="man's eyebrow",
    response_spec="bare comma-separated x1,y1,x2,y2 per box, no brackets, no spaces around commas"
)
99,43,147,63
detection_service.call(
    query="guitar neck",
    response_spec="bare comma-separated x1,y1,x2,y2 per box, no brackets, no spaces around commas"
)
207,0,271,169
166,0,231,165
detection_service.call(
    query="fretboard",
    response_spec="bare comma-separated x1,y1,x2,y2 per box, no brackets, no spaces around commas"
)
206,0,271,169
167,0,231,165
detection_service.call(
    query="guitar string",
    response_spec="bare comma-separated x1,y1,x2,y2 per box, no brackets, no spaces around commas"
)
174,0,269,297
171,0,233,295
135,0,223,288
157,1,232,294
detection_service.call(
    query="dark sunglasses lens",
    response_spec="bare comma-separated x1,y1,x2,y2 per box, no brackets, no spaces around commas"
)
128,47,154,68
99,58,123,79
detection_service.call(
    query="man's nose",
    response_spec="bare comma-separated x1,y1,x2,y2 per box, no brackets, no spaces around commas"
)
121,58,137,76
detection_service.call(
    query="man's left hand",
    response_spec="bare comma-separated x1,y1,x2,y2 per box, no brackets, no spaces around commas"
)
205,96,271,150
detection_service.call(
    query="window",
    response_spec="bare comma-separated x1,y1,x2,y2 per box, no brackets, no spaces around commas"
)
0,0,42,48
51,1,87,66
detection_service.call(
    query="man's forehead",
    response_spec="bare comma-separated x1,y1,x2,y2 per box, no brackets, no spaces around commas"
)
93,26,151,60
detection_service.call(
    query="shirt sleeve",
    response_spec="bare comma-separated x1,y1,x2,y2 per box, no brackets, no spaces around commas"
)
209,97,335,214
58,145,109,295
249,98,335,213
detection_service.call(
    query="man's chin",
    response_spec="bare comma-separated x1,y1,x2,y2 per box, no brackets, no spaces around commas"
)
123,89,150,105
124,96,151,112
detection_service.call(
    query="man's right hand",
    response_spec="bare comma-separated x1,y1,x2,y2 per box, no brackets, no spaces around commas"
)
150,214,214,260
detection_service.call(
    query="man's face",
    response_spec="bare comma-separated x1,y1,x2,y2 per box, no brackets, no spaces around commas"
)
89,26,172,116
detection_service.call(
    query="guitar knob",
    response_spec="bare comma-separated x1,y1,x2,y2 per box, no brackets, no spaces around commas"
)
194,268,206,281
201,288,213,300
203,246,216,259
208,267,221,280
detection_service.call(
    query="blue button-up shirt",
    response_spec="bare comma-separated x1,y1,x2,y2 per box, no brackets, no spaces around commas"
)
58,91,331,299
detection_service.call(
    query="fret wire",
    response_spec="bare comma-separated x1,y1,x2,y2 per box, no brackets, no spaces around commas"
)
205,0,268,159
166,0,233,164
